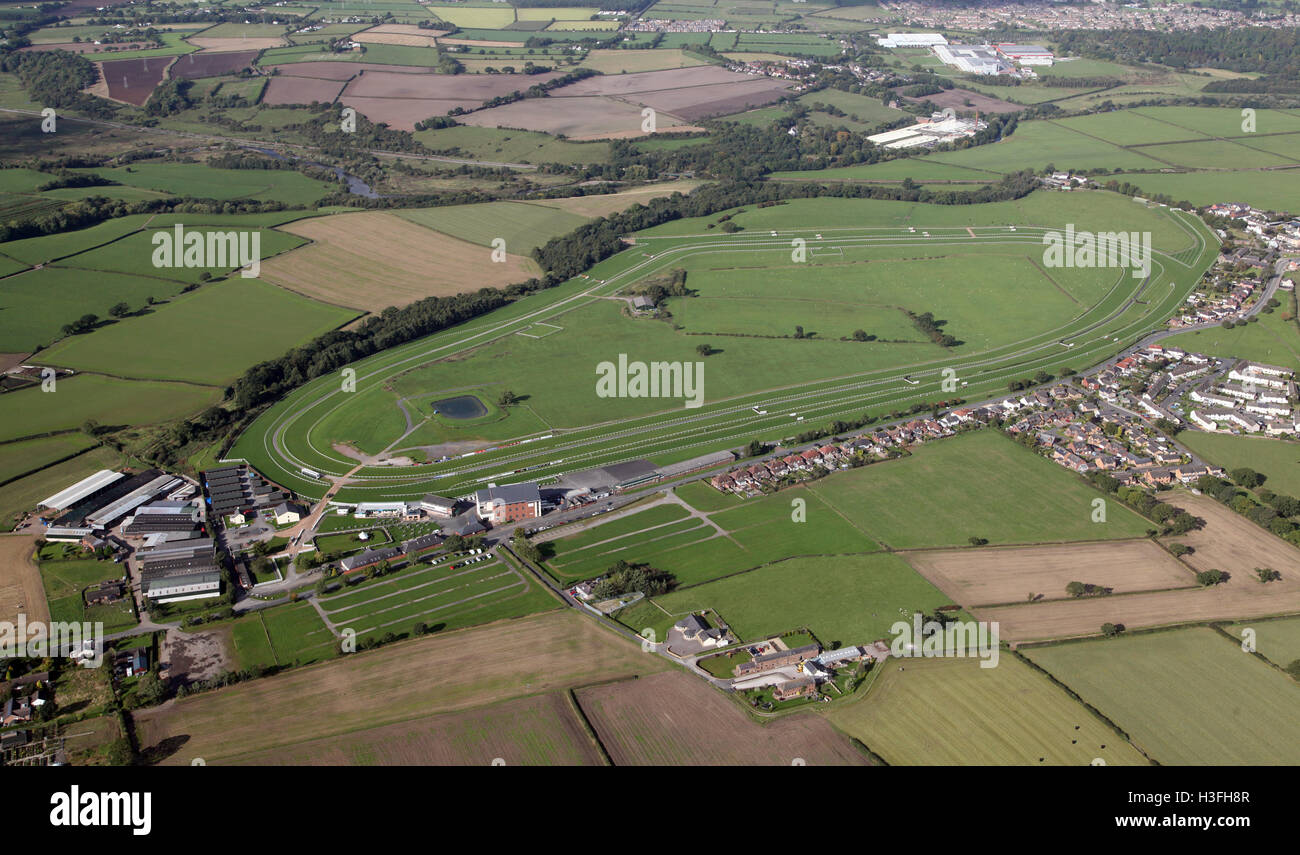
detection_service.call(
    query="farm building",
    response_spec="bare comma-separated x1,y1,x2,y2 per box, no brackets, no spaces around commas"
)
38,470,124,511
994,44,1054,65
419,494,458,518
271,503,302,525
773,677,817,701
734,643,822,677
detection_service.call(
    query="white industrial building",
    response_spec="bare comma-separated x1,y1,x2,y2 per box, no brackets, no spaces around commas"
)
867,116,984,150
933,43,1008,75
995,44,1054,66
876,32,947,48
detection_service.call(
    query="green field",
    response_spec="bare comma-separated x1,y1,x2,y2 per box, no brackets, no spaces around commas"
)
413,124,611,165
0,433,98,486
81,163,335,205
830,654,1149,765
230,190,1216,503
809,430,1153,548
37,277,360,385
0,374,216,444
0,446,127,532
317,555,558,644
1229,617,1300,669
645,552,951,646
39,543,138,633
1175,432,1300,498
1162,308,1300,374
1026,628,1300,765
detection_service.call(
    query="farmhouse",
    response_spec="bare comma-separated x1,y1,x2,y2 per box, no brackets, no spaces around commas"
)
773,676,817,701
475,482,542,524
734,642,822,677
271,503,302,526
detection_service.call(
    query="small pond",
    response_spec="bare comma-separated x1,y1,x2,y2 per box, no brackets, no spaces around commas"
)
431,395,488,420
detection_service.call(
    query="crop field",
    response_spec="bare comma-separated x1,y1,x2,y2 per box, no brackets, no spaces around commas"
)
168,49,258,79
262,74,345,105
0,534,46,625
317,555,557,643
461,95,678,140
1025,628,1300,764
37,278,359,385
530,179,702,218
577,671,871,766
230,692,605,765
903,539,1196,607
394,202,589,255
830,655,1149,765
259,211,541,310
352,24,446,48
643,552,952,646
80,163,334,204
229,190,1216,504
580,49,707,74
133,610,667,764
809,431,1153,549
96,56,173,105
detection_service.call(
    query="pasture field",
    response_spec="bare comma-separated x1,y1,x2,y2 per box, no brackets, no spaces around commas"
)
259,211,541,310
770,157,1000,183
318,555,557,643
73,163,333,204
36,278,360,385
644,552,952,647
1025,628,1300,764
832,655,1148,765
903,539,1196,607
394,201,589,254
1175,433,1300,498
1228,616,1300,669
0,433,98,486
413,124,611,164
229,692,605,765
0,374,217,444
809,431,1153,549
1111,168,1300,213
0,446,126,533
132,610,667,764
427,4,516,28
577,671,870,766
63,713,127,766
530,179,702,218
39,543,136,633
672,480,743,513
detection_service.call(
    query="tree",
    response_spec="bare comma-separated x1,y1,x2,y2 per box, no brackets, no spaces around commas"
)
1255,567,1280,583
852,329,871,342
135,671,167,707
1196,569,1226,586
695,343,714,357
1066,581,1086,598
497,389,519,406
967,536,988,546
1101,622,1122,637
109,301,131,318
1231,467,1264,489
1168,543,1191,556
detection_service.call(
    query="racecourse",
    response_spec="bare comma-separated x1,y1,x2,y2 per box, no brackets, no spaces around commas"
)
229,193,1218,502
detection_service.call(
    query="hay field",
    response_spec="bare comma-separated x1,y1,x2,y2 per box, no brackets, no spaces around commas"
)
904,539,1195,607
1025,628,1300,764
531,179,702,218
259,212,541,310
187,37,286,52
579,48,708,74
829,656,1148,765
227,692,604,765
0,534,48,626
577,671,870,765
133,611,665,765
353,24,449,48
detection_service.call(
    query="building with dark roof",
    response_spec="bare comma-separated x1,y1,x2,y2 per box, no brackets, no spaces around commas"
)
475,482,541,524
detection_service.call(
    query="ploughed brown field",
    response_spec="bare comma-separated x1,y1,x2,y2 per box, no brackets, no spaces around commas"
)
259,211,540,309
458,95,670,139
338,68,568,130
0,534,48,627
259,61,428,80
227,693,605,765
262,75,347,106
576,671,873,766
903,539,1195,607
554,66,747,97
97,56,173,106
168,49,258,80
133,611,664,765
971,492,1300,642
21,42,138,55
353,24,450,48
633,78,794,122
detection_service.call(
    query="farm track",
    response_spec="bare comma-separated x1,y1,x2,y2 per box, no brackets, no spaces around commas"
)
237,211,1216,499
